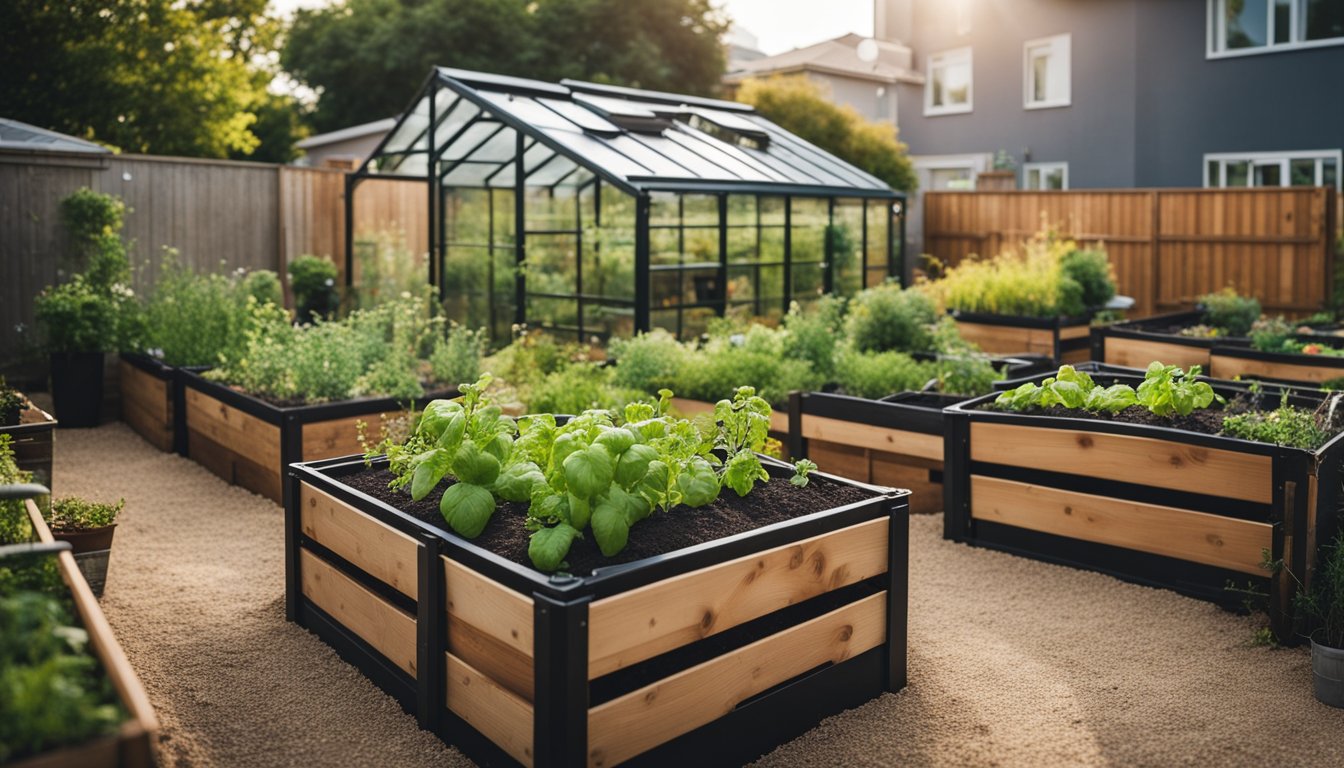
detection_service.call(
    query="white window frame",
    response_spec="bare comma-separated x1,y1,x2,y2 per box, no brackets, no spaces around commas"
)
1023,161,1069,190
924,47,973,116
1023,34,1071,109
1207,0,1344,58
1203,149,1342,189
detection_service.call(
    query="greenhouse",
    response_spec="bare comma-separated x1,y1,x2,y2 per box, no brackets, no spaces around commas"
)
350,67,907,342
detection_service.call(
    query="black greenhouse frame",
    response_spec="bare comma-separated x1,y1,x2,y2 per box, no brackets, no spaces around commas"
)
347,67,906,343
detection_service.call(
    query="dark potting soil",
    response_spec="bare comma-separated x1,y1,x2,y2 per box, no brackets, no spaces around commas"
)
341,467,878,577
212,381,456,410
979,394,1259,437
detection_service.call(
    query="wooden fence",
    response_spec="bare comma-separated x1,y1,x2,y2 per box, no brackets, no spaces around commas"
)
0,150,428,364
923,187,1339,319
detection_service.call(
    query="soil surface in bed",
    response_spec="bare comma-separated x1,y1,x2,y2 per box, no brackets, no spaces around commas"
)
343,468,879,576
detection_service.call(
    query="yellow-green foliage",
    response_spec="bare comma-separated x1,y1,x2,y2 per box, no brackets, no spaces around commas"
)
924,231,1113,319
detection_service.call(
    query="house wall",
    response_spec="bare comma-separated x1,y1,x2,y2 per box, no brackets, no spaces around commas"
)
893,0,1140,189
811,73,899,125
1133,0,1344,186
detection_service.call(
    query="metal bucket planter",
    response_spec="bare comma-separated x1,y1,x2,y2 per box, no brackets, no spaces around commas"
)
52,524,117,599
285,454,909,767
1312,639,1344,708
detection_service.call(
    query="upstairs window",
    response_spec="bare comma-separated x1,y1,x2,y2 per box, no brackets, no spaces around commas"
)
1024,34,1071,109
1204,150,1341,189
925,47,973,116
1209,0,1344,57
1023,162,1069,190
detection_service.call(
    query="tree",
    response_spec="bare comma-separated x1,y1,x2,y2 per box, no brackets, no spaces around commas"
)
0,0,300,160
736,76,917,192
283,0,728,134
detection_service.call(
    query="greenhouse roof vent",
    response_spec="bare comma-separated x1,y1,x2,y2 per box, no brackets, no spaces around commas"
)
676,108,770,150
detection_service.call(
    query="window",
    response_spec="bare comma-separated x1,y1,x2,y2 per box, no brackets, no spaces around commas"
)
1204,150,1341,189
1024,35,1071,109
1208,0,1344,57
1023,162,1068,190
925,47,972,116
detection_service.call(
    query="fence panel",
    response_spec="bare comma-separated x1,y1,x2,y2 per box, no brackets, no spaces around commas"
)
924,187,1336,320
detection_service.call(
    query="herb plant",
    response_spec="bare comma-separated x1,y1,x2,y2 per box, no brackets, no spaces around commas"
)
1221,393,1332,450
1198,288,1261,337
383,379,779,572
0,434,34,545
1296,531,1344,648
843,284,937,354
139,257,282,367
0,377,24,427
47,498,124,532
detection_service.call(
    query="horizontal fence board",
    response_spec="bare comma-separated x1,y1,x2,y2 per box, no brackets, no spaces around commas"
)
969,475,1271,575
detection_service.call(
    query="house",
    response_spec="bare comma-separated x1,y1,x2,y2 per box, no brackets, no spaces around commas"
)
294,117,397,169
722,32,922,126
880,0,1344,251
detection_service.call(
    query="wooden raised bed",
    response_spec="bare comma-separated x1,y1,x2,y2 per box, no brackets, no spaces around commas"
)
16,496,158,767
943,372,1344,641
952,310,1092,363
2,396,56,493
787,391,958,515
1210,344,1344,385
1091,310,1252,370
118,353,209,454
286,455,909,767
180,372,457,506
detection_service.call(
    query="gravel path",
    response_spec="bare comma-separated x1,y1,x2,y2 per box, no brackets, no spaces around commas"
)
54,423,1344,767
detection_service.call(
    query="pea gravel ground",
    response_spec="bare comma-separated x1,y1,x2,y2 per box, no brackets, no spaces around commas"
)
53,422,1344,768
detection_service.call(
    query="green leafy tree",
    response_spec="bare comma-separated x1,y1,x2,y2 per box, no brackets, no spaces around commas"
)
283,0,728,133
0,0,300,159
736,75,917,192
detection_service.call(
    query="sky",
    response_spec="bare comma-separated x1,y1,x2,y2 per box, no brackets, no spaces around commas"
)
269,0,875,55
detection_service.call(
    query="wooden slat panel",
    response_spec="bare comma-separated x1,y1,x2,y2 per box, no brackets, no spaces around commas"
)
1059,324,1091,340
302,413,384,461
300,483,419,598
119,360,170,423
587,592,887,768
870,452,942,515
671,397,790,433
587,518,888,678
1209,353,1344,384
448,618,534,702
970,421,1273,504
970,475,1271,575
444,558,534,660
300,548,417,677
185,386,280,470
26,501,158,767
806,439,868,482
1104,337,1210,370
954,321,1056,356
446,653,534,767
801,415,942,462
186,427,282,503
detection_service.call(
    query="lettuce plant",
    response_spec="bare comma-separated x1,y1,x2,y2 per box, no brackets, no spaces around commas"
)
994,362,1219,418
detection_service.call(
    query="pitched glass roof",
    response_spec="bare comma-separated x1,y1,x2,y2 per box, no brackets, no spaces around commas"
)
360,67,896,198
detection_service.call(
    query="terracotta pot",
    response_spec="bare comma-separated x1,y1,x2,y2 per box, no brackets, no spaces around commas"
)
52,523,116,554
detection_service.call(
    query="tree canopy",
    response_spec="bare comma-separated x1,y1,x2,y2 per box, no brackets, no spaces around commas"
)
0,0,301,160
736,76,917,192
283,0,728,133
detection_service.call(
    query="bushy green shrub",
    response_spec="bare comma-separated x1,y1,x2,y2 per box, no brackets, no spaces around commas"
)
1222,394,1329,450
140,258,279,367
843,284,937,353
782,297,845,378
609,330,688,393
288,255,339,322
430,324,486,389
930,354,1003,396
1199,288,1261,337
677,346,820,408
1060,248,1116,311
1250,317,1295,353
0,434,33,545
832,348,936,400
524,363,646,415
241,270,283,307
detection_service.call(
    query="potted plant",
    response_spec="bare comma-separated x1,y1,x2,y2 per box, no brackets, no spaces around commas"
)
1094,287,1260,369
288,254,340,325
924,229,1117,362
183,293,477,505
122,257,283,453
34,189,140,428
944,362,1344,642
1301,532,1344,707
46,496,124,598
284,381,909,766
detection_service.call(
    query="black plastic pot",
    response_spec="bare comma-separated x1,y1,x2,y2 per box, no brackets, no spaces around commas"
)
49,351,106,428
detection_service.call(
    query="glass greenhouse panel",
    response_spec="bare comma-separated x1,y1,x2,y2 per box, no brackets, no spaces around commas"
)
650,228,681,267
584,302,635,341
525,187,578,231
524,234,578,295
866,200,891,287
832,198,865,297
432,98,481,149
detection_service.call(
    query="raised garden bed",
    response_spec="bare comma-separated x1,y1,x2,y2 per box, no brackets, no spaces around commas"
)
12,494,158,767
118,353,207,454
285,454,908,767
1,396,57,494
943,371,1344,640
1092,310,1252,370
952,311,1092,363
181,371,457,506
1210,344,1344,385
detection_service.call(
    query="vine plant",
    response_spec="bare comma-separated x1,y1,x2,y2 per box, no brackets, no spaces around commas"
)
380,378,805,572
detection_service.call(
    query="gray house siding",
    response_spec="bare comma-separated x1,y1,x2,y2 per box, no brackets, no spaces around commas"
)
1133,0,1344,187
893,0,1344,190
